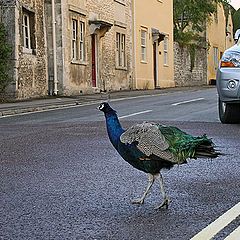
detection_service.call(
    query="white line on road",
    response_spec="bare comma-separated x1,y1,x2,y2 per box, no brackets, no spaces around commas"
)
224,225,240,240
172,98,205,106
191,201,240,240
119,110,152,119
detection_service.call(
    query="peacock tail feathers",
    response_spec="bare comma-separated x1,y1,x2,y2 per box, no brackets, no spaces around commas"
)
158,125,217,162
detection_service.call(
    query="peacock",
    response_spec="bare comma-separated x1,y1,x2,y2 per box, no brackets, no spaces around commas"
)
98,102,220,209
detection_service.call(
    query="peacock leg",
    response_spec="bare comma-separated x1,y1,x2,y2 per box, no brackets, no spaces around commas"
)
154,172,170,209
131,174,155,205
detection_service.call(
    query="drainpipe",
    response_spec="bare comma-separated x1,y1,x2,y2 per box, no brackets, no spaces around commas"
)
132,0,137,89
51,0,58,95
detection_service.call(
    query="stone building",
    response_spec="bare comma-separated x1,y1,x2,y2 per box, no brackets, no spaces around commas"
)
45,0,133,95
1,0,133,98
0,0,48,99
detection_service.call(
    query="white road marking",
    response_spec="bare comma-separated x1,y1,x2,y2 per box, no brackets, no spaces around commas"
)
191,202,240,240
172,98,205,106
119,110,152,119
224,225,240,240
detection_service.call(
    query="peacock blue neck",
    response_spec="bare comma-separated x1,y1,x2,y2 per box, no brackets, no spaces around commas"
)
105,111,124,148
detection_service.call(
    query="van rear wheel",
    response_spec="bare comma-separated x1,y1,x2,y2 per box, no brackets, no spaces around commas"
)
218,98,240,124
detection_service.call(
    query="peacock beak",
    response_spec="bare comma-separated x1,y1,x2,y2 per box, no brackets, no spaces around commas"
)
97,106,103,111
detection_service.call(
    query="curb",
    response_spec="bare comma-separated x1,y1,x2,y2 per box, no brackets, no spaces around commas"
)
0,100,104,117
0,103,76,117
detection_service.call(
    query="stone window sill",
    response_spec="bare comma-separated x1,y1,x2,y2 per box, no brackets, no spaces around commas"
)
71,60,87,66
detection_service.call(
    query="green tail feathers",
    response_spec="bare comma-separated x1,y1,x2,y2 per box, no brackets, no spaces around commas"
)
159,125,220,163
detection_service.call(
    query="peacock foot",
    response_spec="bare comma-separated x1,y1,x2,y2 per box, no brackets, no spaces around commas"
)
131,198,145,205
154,198,170,210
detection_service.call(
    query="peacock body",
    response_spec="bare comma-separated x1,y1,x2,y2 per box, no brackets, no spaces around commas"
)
98,102,220,209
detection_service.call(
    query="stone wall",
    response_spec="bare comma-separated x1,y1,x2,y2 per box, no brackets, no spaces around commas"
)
59,0,133,95
0,0,48,99
1,0,133,99
45,0,63,95
16,0,48,99
174,42,208,87
0,2,17,98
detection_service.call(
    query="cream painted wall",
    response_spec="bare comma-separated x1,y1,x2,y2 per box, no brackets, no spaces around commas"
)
133,0,174,89
226,12,234,49
207,4,231,82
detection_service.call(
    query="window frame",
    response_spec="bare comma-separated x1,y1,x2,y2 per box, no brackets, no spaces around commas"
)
79,21,85,62
116,32,126,69
213,47,219,70
71,16,86,64
22,13,31,49
141,29,147,63
22,8,35,54
163,36,169,66
72,19,78,60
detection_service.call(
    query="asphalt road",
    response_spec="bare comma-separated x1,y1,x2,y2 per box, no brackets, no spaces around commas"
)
0,87,240,240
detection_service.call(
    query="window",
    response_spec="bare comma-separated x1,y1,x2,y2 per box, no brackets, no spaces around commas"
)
22,8,35,52
116,32,126,68
213,47,219,70
71,19,85,62
163,36,168,65
141,29,147,62
72,19,77,60
214,11,218,23
22,14,31,49
79,21,85,61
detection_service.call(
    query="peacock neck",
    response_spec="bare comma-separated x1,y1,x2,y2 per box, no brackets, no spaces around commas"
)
105,111,124,148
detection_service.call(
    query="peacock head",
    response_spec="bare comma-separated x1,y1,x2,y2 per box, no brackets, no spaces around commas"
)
98,102,116,114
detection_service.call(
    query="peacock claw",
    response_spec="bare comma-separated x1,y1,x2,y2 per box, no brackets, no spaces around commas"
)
154,198,170,210
131,198,144,205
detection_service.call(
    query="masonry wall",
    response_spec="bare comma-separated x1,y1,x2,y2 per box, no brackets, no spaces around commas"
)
45,0,63,95
1,0,48,99
58,0,133,95
15,0,48,99
0,1,17,97
174,42,207,87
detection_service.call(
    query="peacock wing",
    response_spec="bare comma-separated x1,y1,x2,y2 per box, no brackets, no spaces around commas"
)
120,122,179,163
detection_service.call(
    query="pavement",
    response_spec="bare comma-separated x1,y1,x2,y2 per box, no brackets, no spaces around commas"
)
0,86,213,117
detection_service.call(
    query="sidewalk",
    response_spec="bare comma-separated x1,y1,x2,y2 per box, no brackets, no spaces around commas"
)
0,86,212,117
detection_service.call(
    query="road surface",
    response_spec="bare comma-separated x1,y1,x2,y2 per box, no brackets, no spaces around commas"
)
1,87,239,239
